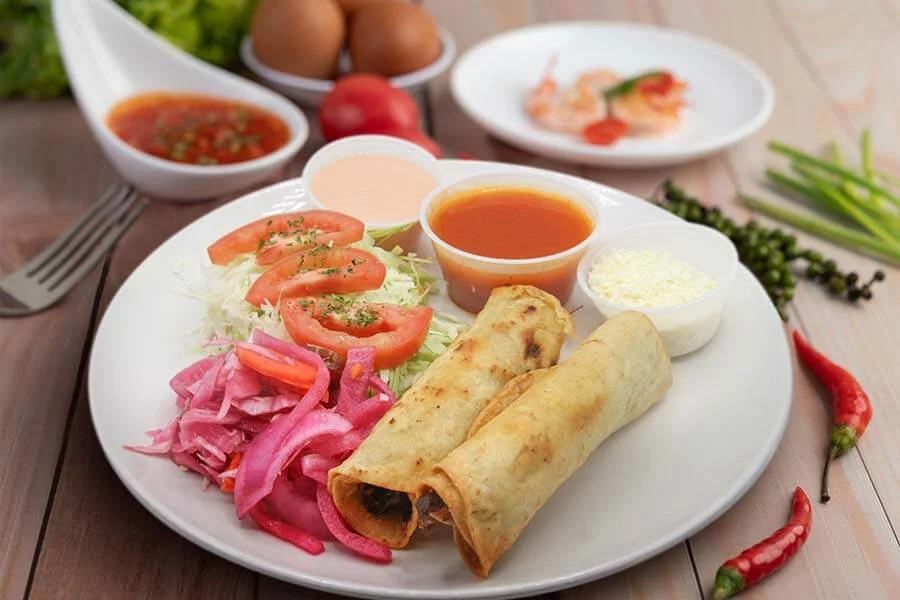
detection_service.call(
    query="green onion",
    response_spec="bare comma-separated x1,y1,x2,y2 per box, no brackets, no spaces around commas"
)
603,71,665,100
791,163,900,244
827,141,866,205
769,141,900,209
741,194,900,266
860,129,886,210
765,168,847,220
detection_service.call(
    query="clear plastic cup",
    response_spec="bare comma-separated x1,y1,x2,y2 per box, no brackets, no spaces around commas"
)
420,171,602,313
302,135,441,250
577,222,739,357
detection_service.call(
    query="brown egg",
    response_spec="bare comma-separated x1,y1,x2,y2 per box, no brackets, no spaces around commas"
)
335,0,408,19
251,0,346,80
349,3,441,77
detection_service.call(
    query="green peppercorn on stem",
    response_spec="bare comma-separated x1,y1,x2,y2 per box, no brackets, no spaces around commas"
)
741,195,900,266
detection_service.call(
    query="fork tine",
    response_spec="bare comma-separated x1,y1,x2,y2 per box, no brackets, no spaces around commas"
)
45,189,140,290
35,185,134,282
23,184,130,277
44,199,148,302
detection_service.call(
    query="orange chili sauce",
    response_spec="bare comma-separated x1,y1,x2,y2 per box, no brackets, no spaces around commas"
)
107,93,290,166
428,187,594,312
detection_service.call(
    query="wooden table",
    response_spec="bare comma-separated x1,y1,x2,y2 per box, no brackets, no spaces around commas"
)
3,1,899,598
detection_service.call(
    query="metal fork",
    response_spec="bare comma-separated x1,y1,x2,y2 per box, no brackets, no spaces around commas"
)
0,184,147,317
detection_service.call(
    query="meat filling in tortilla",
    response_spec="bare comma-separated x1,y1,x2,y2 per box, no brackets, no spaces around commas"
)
360,484,413,521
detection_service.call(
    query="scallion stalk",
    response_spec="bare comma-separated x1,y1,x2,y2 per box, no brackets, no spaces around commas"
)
765,168,847,220
769,141,900,209
791,163,900,244
741,194,900,266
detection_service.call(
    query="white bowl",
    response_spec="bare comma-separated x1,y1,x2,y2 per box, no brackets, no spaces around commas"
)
420,170,603,313
53,0,308,202
577,222,738,356
302,135,442,249
240,28,457,106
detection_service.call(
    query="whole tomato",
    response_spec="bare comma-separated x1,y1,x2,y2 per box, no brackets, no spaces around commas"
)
318,74,420,141
381,127,442,158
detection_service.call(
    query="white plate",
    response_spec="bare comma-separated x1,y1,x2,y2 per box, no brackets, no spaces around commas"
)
451,23,774,168
89,160,791,599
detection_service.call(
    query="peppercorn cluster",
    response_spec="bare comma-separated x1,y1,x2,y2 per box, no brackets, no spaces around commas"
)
654,181,885,320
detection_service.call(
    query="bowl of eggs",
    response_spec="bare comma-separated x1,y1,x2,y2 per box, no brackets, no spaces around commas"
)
241,0,456,106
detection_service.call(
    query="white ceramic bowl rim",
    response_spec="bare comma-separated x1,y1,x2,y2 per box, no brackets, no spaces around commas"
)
100,95,307,176
301,134,441,229
240,27,457,92
579,221,739,314
419,170,602,266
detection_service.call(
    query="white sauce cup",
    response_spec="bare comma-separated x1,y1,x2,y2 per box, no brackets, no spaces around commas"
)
577,222,738,357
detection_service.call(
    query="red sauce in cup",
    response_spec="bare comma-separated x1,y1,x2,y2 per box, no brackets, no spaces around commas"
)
427,186,595,312
107,93,290,165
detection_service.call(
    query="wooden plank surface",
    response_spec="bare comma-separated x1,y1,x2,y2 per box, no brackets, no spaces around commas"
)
0,102,112,600
3,1,898,599
651,1,900,598
25,125,319,599
770,0,900,539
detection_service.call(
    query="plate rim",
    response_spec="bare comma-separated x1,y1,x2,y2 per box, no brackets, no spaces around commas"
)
450,21,775,167
88,160,792,599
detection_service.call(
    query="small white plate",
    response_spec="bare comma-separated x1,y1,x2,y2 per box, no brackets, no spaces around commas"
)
89,160,791,599
451,22,774,168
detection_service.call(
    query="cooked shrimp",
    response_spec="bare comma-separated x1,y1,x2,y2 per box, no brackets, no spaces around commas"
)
524,58,615,134
609,73,686,136
564,69,621,110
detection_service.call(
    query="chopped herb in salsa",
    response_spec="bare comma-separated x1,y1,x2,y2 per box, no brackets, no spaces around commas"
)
107,93,290,166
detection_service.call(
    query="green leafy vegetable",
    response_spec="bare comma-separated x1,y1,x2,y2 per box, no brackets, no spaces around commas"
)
116,0,256,67
0,0,68,98
0,0,256,99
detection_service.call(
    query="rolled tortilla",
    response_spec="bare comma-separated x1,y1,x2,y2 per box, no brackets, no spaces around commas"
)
328,285,574,548
425,311,672,577
466,368,554,438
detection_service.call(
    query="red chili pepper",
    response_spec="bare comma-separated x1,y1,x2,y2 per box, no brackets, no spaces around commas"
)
792,330,873,503
712,487,812,599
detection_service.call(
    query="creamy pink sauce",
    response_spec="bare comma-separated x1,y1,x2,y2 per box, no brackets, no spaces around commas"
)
311,155,436,223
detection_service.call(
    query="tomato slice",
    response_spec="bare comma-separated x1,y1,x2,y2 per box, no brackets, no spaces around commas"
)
245,247,386,306
583,118,629,146
207,210,365,266
235,346,318,389
282,299,433,369
288,297,388,337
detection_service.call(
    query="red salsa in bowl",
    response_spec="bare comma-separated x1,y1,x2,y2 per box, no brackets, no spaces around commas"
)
106,93,291,166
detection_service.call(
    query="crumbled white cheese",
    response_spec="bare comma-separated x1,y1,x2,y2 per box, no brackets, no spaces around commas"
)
588,249,717,308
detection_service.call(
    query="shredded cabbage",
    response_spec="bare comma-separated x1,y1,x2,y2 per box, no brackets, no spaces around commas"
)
196,235,466,395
